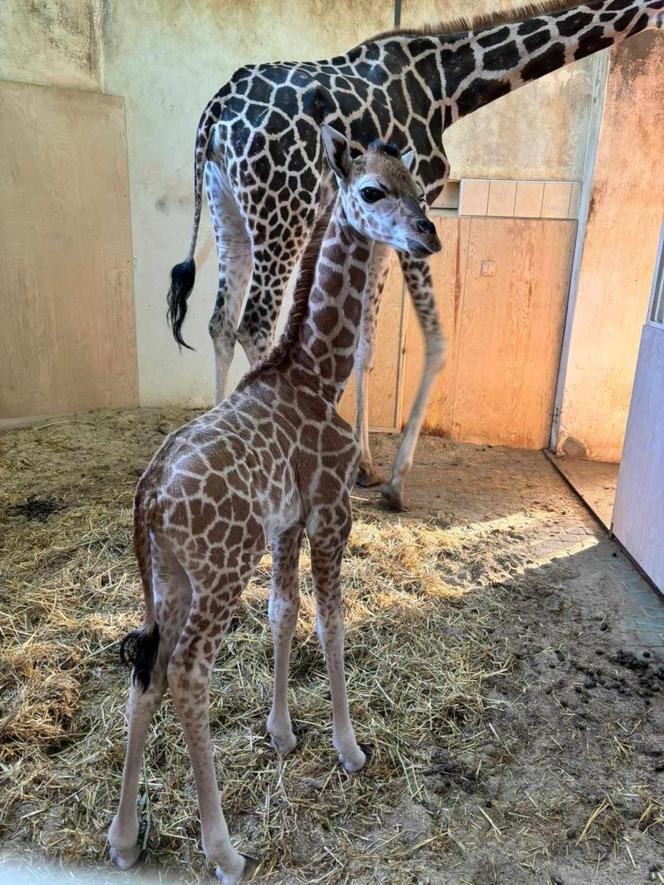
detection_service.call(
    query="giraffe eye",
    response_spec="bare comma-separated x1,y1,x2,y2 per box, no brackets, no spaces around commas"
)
360,186,385,204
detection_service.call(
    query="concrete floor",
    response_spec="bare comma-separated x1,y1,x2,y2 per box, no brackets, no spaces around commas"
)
546,453,619,529
364,434,664,659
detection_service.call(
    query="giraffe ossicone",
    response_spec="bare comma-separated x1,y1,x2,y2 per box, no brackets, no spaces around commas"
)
166,0,663,511
110,129,440,883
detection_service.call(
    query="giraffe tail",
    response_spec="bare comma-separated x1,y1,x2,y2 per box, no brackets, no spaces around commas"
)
119,480,159,692
167,103,219,351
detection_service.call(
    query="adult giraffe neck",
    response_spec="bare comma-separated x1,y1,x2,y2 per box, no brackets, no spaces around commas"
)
287,201,372,405
347,0,660,128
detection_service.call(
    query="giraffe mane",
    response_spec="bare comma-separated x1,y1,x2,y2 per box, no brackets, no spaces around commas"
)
360,0,579,44
239,187,336,387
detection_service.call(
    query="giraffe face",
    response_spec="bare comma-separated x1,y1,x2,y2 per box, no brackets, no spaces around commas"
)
321,126,441,258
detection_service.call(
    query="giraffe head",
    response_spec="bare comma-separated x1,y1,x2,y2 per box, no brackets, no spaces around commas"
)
321,126,441,258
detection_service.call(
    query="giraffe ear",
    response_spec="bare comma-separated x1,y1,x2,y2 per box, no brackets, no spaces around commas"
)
401,149,416,171
321,124,351,181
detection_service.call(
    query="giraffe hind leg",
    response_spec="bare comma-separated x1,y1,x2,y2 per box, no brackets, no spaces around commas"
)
205,160,252,403
167,540,263,882
236,225,308,367
109,544,193,870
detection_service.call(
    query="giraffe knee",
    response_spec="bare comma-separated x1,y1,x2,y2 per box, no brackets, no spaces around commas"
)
268,594,299,634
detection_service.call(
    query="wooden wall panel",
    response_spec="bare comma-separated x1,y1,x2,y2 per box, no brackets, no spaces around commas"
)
0,81,138,420
402,216,575,448
338,253,405,432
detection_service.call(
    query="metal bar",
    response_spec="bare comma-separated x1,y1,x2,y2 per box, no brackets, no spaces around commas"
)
549,50,610,453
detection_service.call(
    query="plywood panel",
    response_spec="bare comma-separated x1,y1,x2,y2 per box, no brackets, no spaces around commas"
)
338,252,405,431
451,218,575,448
557,32,664,462
0,81,138,419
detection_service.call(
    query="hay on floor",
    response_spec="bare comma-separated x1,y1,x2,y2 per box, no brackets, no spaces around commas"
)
1,409,662,884
0,410,507,881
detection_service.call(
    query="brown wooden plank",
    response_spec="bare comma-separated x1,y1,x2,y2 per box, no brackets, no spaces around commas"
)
0,81,138,419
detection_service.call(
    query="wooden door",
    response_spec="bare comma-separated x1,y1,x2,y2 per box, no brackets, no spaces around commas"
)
401,215,576,448
0,81,138,422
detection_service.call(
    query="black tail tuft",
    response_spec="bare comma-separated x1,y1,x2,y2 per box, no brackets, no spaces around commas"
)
120,623,160,692
167,258,196,351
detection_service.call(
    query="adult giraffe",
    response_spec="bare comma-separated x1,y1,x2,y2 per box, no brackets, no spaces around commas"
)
167,0,663,510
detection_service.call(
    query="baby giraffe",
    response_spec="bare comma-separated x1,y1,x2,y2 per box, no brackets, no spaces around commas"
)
108,126,440,883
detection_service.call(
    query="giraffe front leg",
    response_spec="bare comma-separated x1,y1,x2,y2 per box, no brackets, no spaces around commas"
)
355,243,390,488
381,253,446,512
354,325,382,488
309,510,366,773
266,527,302,756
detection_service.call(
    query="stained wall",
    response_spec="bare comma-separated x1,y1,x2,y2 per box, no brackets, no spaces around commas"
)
556,32,664,462
0,0,102,90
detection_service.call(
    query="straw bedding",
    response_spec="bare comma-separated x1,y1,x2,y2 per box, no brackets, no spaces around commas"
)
0,409,662,883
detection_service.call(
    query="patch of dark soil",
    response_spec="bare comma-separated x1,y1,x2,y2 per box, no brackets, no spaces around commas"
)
6,496,64,522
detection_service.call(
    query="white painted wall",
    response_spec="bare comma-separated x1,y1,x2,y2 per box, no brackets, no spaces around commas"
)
0,0,102,90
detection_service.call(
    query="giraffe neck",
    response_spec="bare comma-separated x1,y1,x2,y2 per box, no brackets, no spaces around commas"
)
367,0,661,125
287,204,372,404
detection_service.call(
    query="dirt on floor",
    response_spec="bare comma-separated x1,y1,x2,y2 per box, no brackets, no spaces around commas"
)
0,408,662,885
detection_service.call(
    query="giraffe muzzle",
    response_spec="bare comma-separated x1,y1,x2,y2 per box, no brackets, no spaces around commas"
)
406,229,441,257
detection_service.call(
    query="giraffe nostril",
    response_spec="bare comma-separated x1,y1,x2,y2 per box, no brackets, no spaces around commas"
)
416,217,436,236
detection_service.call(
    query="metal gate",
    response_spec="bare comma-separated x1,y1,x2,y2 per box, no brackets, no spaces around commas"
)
612,221,664,591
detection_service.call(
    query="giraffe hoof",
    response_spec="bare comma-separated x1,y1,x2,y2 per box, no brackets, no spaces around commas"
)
241,854,261,881
338,746,367,773
109,843,142,871
356,465,384,488
269,731,297,756
380,483,407,512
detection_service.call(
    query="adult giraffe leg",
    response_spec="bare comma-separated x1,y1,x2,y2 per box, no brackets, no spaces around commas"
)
108,544,192,870
236,231,308,367
266,526,303,755
308,502,366,773
381,253,446,512
167,561,262,885
355,242,391,488
205,160,253,403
